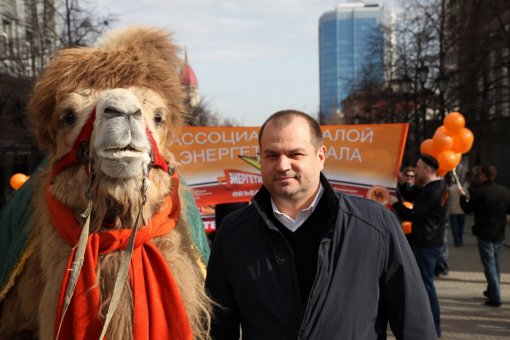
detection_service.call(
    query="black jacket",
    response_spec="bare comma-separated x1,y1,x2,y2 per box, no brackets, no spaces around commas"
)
205,174,436,339
460,180,510,242
392,179,448,247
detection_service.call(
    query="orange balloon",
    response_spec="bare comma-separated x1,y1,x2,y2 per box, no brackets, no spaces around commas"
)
453,152,462,167
420,139,438,157
432,130,454,152
437,150,460,172
437,168,449,177
444,112,465,134
451,127,474,154
10,173,28,190
435,125,452,136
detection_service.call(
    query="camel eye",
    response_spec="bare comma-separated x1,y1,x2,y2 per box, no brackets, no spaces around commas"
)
154,112,164,126
61,109,77,128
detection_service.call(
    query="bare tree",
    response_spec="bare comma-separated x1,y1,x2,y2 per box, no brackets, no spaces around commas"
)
185,98,240,127
0,0,114,79
453,0,510,122
58,0,114,48
337,0,464,162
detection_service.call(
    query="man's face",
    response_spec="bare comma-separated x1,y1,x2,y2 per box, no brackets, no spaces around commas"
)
260,117,326,208
404,171,416,185
415,159,431,184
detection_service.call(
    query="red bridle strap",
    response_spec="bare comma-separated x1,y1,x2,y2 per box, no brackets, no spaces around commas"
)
53,109,96,177
146,127,169,173
52,108,169,176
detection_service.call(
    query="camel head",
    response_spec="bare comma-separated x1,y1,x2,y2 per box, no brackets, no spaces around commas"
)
27,27,186,229
92,87,165,179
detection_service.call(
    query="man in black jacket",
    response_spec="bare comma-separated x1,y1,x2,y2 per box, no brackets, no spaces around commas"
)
205,110,436,339
390,154,448,338
460,165,510,307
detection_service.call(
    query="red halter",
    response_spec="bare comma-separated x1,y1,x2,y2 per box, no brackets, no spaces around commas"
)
52,108,169,176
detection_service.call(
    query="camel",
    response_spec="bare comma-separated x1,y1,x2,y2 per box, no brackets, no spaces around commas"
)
0,27,212,339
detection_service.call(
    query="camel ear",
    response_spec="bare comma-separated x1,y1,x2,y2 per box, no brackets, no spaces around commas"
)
27,80,57,151
27,48,90,152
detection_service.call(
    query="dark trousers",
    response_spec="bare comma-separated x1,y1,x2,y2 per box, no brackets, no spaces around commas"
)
449,214,465,246
414,246,442,337
477,238,502,304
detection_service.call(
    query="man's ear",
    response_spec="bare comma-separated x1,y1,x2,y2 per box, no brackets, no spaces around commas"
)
318,145,327,164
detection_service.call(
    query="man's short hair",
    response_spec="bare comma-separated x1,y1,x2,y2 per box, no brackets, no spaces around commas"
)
258,109,323,150
419,154,439,171
480,165,497,181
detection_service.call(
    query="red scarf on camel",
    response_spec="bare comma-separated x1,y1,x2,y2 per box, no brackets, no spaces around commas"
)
45,172,192,340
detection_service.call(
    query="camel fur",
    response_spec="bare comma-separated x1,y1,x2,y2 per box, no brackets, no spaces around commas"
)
0,26,212,339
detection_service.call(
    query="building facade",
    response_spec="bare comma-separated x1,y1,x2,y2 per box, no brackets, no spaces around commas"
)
319,1,393,121
1,0,61,78
0,0,60,205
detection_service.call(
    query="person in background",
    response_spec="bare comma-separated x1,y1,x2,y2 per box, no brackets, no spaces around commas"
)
448,173,468,247
396,166,416,244
460,165,510,307
206,110,436,339
390,154,449,338
465,165,481,191
403,166,416,185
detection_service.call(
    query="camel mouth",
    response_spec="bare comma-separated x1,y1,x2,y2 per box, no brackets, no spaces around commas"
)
96,146,151,178
98,145,148,160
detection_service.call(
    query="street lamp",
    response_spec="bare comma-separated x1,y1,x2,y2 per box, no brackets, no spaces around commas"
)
400,74,413,124
437,75,448,120
417,63,429,87
399,74,414,162
389,78,401,93
400,74,412,96
416,63,430,146
438,75,447,93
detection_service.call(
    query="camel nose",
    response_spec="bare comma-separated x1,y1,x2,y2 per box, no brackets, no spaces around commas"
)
97,88,143,120
103,106,142,119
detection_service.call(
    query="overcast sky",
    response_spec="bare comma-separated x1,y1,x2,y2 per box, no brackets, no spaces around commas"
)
96,0,398,126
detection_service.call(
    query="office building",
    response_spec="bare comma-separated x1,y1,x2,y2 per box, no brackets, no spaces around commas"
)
319,1,394,120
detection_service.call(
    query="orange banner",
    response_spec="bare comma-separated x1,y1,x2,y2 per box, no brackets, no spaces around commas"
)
171,124,408,207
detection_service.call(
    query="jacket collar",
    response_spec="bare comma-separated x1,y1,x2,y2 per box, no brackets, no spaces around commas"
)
251,172,339,232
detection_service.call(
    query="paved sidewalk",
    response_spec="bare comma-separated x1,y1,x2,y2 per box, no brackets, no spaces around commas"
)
389,218,510,339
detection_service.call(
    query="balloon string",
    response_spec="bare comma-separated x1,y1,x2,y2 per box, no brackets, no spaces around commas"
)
452,168,462,191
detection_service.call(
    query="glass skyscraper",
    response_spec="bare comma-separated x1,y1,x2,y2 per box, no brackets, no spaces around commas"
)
319,1,392,120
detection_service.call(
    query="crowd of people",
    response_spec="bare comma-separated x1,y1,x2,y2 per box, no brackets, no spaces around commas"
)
389,158,510,335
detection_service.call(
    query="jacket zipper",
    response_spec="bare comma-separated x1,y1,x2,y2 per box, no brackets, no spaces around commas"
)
297,238,330,338
252,200,303,304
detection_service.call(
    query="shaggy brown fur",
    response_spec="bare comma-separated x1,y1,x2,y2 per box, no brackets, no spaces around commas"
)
0,27,211,339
